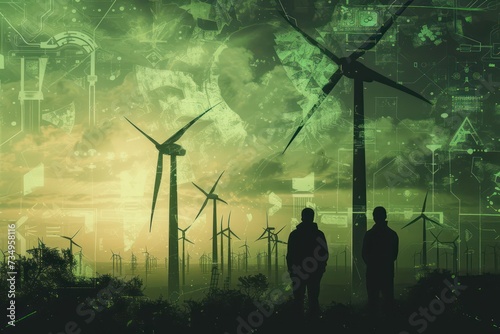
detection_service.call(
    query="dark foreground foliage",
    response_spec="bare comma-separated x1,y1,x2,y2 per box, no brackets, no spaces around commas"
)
1,246,499,334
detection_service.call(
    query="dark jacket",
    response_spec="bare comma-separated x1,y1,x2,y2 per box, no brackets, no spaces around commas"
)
286,222,329,275
362,222,398,278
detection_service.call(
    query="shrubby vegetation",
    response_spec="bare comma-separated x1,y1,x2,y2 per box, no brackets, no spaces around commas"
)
1,245,498,334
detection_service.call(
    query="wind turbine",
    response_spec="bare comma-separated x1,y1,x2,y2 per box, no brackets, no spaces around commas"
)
464,242,474,275
240,239,250,272
110,250,122,276
256,213,275,279
193,171,228,270
216,215,226,276
143,247,150,282
402,191,440,269
271,226,287,284
60,228,82,255
77,249,86,276
124,103,220,297
277,0,432,291
441,236,459,273
131,252,137,275
430,230,444,268
219,212,240,285
487,244,499,273
60,228,82,271
178,225,194,287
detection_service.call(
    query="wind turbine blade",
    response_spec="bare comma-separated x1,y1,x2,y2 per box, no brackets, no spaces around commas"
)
276,226,285,235
60,236,71,241
192,182,209,197
209,171,225,194
186,238,195,245
72,241,82,249
349,0,415,61
423,215,440,226
227,211,231,228
282,69,343,154
230,230,240,240
401,214,423,229
149,152,164,232
422,190,430,213
163,102,221,145
276,7,341,65
363,66,431,105
430,231,437,239
124,117,160,146
72,227,82,239
217,198,228,205
194,197,210,221
256,228,267,241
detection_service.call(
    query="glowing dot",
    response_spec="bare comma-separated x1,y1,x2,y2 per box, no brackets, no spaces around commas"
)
75,0,80,2
98,8,102,12
117,56,122,60
120,6,125,11
11,121,16,126
441,113,448,118
109,75,116,80
72,9,76,13
467,148,474,154
72,18,77,22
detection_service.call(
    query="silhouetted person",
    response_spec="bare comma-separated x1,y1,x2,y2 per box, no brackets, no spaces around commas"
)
287,208,329,317
362,206,399,313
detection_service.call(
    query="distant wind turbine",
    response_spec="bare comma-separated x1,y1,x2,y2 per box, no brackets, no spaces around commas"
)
271,226,287,284
256,213,275,279
402,191,440,268
178,225,194,287
240,239,250,272
193,171,228,270
124,102,220,297
219,212,240,285
430,230,444,268
60,228,82,254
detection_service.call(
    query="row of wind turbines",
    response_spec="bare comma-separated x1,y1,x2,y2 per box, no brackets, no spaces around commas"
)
121,0,433,296
124,101,290,294
124,0,500,296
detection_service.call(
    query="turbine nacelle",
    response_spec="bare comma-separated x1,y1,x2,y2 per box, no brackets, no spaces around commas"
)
159,143,186,156
339,59,372,82
207,193,220,200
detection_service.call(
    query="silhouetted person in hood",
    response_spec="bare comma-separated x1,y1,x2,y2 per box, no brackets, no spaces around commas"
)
287,208,329,317
362,206,399,313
